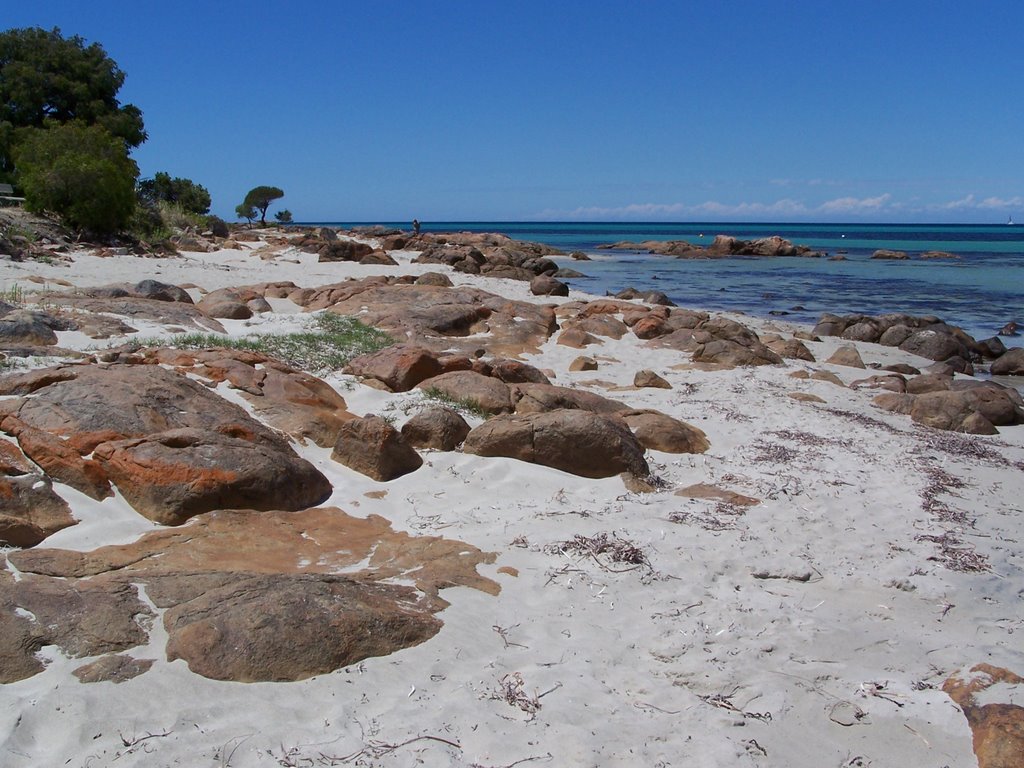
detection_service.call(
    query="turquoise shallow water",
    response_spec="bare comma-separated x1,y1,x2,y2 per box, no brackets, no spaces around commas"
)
319,221,1024,346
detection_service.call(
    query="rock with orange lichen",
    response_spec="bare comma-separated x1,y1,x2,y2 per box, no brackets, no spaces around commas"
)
943,664,1024,768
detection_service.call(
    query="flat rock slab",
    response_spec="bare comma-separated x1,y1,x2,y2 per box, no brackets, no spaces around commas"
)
5,507,498,683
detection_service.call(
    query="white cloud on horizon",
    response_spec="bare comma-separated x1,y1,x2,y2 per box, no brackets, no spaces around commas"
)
538,192,1023,221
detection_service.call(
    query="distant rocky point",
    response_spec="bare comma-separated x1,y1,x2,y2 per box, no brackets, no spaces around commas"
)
597,234,821,259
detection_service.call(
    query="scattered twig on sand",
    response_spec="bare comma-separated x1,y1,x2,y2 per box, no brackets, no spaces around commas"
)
546,532,651,572
696,690,772,722
493,624,529,649
633,700,681,715
118,729,172,748
470,753,554,768
744,739,769,757
111,728,172,761
857,681,906,707
669,503,745,531
306,734,463,765
491,673,543,719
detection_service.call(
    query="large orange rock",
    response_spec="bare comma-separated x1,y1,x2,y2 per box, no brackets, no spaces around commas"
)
93,427,331,525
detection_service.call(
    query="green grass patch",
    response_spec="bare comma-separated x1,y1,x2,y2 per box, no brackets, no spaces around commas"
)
1,283,25,305
420,386,491,420
134,312,394,373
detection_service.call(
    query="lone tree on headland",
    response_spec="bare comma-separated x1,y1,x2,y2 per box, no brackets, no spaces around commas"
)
0,27,146,182
242,186,284,225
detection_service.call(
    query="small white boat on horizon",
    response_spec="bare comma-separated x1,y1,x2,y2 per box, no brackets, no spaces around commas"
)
1009,216,1016,226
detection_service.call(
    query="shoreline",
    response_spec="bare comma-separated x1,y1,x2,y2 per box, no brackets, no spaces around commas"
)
1,229,1023,767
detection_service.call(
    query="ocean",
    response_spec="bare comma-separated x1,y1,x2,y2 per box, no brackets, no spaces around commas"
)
324,221,1024,347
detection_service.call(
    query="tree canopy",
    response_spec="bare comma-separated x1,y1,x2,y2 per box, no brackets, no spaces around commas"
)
0,27,146,181
15,122,139,235
235,203,257,227
242,186,284,224
138,172,211,215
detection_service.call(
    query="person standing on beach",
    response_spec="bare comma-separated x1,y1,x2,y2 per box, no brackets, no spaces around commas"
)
412,219,421,235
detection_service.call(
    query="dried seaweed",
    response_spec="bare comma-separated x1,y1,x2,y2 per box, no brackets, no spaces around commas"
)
546,532,651,571
915,531,989,572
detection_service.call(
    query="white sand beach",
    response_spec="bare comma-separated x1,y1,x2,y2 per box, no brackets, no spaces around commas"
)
1,232,1022,768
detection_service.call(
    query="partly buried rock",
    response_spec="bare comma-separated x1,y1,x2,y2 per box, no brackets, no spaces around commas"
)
0,309,62,346
943,663,1024,768
164,573,440,682
634,369,671,389
94,427,333,525
73,654,154,684
345,344,443,392
463,409,650,479
990,347,1024,376
489,358,551,385
317,239,373,262
692,338,781,367
826,345,866,368
401,407,470,451
417,370,513,415
907,386,1022,434
569,356,599,372
332,415,423,480
196,288,253,319
0,567,151,683
530,275,569,296
0,475,76,547
618,410,709,454
510,382,629,416
764,337,815,362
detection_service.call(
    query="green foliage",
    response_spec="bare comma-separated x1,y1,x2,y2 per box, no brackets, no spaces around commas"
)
0,283,25,305
0,27,146,178
133,312,394,374
235,203,257,226
138,171,211,215
15,122,138,235
242,185,284,224
274,209,293,224
420,387,490,420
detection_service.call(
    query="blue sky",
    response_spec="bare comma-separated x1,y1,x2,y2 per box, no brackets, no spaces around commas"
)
7,1,1024,222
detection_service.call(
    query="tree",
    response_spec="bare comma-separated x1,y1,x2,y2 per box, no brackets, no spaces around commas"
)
15,122,139,235
235,203,257,227
138,171,211,214
242,186,284,225
0,27,146,181
274,209,293,224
